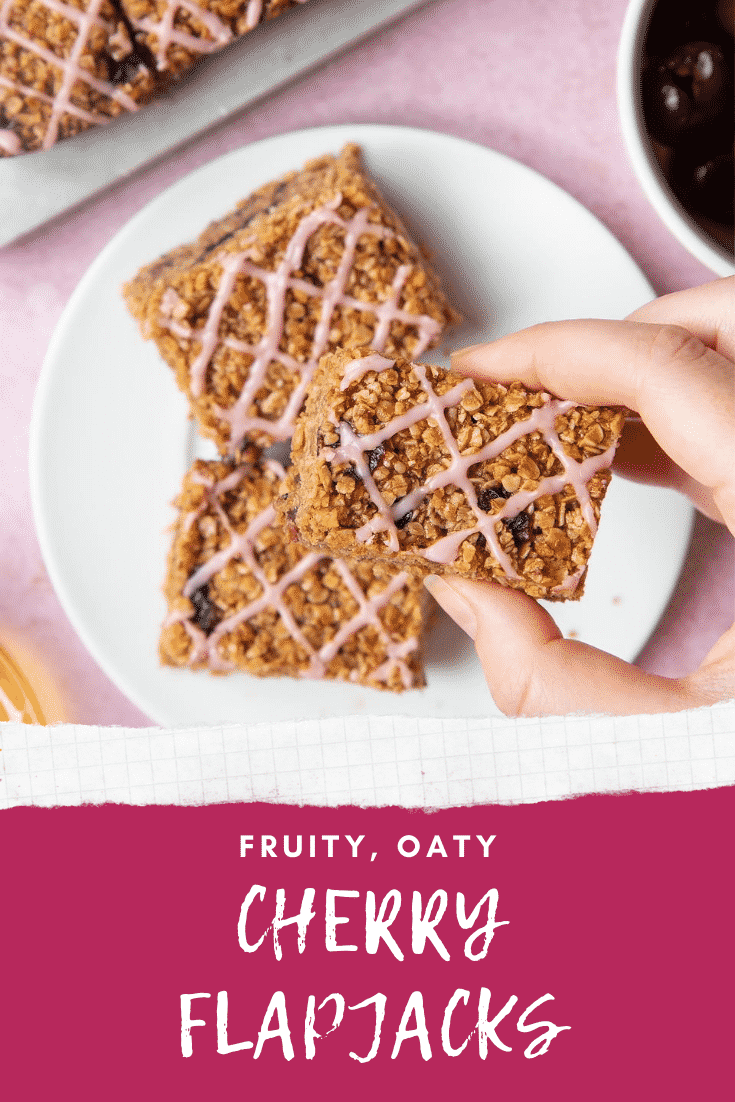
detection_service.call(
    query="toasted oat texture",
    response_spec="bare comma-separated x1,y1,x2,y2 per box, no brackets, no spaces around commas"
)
121,0,310,76
161,457,428,691
124,144,460,452
279,348,627,601
0,0,158,155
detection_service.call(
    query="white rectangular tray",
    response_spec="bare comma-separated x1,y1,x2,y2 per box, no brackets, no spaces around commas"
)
0,0,431,245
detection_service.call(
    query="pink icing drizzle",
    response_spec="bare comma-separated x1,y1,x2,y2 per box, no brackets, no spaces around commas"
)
0,126,21,154
165,461,419,687
245,0,311,31
133,0,313,71
321,356,619,585
245,0,261,27
340,353,395,391
0,0,140,151
131,0,232,70
157,194,444,450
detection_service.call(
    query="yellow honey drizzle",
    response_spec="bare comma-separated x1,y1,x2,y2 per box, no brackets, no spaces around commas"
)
0,645,47,724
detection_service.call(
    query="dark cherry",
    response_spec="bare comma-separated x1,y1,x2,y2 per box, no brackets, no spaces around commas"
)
642,0,734,250
366,444,385,473
645,0,717,58
718,0,734,36
504,512,531,548
671,149,735,223
190,586,221,635
643,41,731,144
476,485,511,512
643,70,693,143
109,54,141,86
667,42,728,109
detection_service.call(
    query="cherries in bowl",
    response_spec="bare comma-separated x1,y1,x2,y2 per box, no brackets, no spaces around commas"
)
618,0,735,274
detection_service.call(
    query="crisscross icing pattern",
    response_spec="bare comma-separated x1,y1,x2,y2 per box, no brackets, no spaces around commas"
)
158,194,444,449
244,0,310,31
0,0,141,151
165,460,420,688
129,0,232,69
321,354,619,595
132,0,312,71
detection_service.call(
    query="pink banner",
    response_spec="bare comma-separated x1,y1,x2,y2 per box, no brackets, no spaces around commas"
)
2,788,732,1096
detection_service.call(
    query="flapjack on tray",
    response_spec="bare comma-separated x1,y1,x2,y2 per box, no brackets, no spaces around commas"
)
0,0,159,155
0,0,311,155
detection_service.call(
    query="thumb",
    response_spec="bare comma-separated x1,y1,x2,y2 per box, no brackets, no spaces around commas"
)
423,575,700,716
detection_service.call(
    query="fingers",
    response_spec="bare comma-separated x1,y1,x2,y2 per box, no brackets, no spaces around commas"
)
424,575,711,717
438,279,735,715
627,276,735,362
451,318,735,531
614,420,725,523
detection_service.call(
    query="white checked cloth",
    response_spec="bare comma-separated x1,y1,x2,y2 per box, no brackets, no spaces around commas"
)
1,703,734,807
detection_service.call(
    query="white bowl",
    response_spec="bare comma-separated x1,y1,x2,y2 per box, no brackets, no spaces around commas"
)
617,0,735,276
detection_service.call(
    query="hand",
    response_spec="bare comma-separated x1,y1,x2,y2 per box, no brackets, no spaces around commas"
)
424,276,735,716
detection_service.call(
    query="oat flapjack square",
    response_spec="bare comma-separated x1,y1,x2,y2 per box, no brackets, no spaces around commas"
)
161,457,429,691
279,348,627,601
0,0,158,155
124,144,459,453
120,0,311,77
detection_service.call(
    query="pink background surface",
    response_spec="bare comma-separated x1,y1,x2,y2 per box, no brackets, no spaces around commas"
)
0,0,732,726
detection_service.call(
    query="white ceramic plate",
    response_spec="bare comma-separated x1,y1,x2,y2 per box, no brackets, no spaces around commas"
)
30,124,693,726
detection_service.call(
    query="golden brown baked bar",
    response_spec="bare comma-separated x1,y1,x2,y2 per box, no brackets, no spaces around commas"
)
161,456,429,691
0,0,158,155
279,348,627,601
120,0,310,76
0,0,320,154
124,144,459,453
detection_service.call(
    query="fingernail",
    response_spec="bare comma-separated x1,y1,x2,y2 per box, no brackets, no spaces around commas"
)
423,575,478,640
